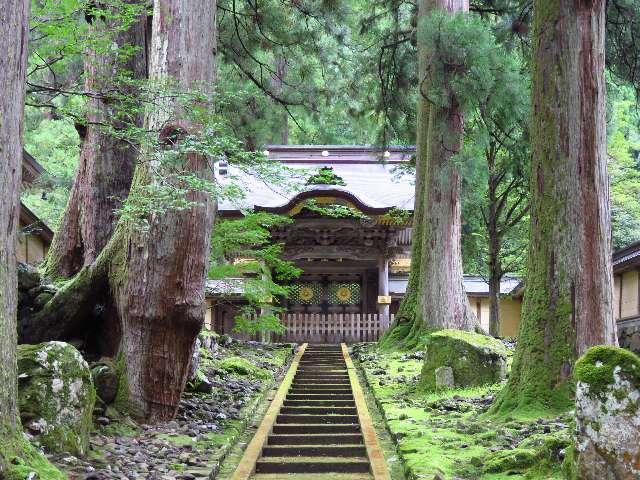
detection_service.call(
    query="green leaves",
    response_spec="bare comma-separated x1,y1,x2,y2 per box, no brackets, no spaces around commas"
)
209,212,302,335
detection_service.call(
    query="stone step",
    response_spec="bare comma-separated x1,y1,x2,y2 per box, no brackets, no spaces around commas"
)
262,445,367,457
289,391,354,397
272,424,361,434
276,414,360,424
293,381,351,386
253,474,372,480
267,434,364,445
255,458,371,474
289,387,353,393
287,394,354,401
280,406,358,415
283,399,355,407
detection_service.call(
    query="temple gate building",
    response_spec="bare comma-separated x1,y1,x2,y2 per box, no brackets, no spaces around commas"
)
205,145,524,341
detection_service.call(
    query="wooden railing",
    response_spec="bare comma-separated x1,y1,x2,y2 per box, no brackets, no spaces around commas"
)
232,313,394,344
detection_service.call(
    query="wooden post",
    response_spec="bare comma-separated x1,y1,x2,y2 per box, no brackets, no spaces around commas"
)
378,257,390,317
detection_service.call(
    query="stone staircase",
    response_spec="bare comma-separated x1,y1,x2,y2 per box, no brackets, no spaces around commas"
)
252,345,373,479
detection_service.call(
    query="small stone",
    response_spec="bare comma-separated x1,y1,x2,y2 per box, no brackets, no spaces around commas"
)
96,417,110,426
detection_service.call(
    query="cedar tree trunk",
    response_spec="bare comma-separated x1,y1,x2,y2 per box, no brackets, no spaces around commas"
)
0,0,28,454
380,1,429,349
487,149,502,336
419,0,476,331
492,0,617,414
43,6,148,278
110,0,217,420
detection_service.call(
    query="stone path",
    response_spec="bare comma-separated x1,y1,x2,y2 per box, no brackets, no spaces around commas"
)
232,344,390,480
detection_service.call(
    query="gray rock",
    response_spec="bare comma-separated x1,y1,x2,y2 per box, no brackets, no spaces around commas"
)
17,341,96,456
574,347,640,479
18,262,41,290
434,366,455,389
91,363,119,404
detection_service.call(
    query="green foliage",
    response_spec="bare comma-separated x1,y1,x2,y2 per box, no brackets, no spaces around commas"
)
301,199,369,219
574,345,640,395
306,166,347,185
607,80,640,249
209,212,301,334
21,109,81,230
418,12,520,114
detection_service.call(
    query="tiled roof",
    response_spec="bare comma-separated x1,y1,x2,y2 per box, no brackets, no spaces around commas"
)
218,145,416,213
389,275,522,297
613,240,640,271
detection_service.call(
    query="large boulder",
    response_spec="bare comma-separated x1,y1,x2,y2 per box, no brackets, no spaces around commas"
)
572,346,640,480
420,329,509,391
18,341,96,456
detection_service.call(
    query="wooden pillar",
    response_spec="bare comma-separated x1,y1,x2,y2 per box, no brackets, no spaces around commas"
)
361,270,368,314
378,257,390,317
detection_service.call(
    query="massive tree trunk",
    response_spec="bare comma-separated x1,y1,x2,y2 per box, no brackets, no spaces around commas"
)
43,6,148,278
0,0,44,473
0,0,29,443
110,0,217,420
381,0,476,347
380,2,429,350
492,0,617,414
419,0,476,331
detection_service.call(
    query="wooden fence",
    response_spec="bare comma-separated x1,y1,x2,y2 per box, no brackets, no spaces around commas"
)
232,313,394,344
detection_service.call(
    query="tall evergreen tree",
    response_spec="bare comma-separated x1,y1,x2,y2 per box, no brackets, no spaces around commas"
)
0,0,60,474
492,0,617,414
43,2,148,279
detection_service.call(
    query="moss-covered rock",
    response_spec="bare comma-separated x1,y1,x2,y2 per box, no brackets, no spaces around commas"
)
0,430,66,480
90,361,118,404
216,356,270,380
419,329,508,391
573,346,640,480
17,341,96,456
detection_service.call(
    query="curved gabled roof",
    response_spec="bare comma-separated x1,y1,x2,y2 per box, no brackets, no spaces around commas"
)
218,145,416,216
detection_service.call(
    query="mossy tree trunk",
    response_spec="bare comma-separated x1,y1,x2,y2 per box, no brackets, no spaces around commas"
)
0,0,29,442
382,0,477,348
492,0,617,414
23,0,217,421
108,0,217,420
418,0,476,332
43,4,148,279
0,0,52,474
380,1,428,350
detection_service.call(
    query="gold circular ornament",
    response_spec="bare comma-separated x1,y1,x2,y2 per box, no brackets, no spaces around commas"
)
299,286,315,302
336,286,352,302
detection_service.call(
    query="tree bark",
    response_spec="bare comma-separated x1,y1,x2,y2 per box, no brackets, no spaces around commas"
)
43,6,148,278
492,0,617,414
487,153,502,337
110,0,217,420
379,1,429,349
0,0,29,448
419,0,476,331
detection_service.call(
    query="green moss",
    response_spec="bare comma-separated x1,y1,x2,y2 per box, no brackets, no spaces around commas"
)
113,352,129,413
17,342,96,456
419,329,508,391
574,345,640,395
0,430,66,480
354,344,571,480
216,356,270,380
561,444,579,480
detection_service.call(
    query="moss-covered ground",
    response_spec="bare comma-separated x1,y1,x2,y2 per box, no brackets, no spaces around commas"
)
352,343,572,480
